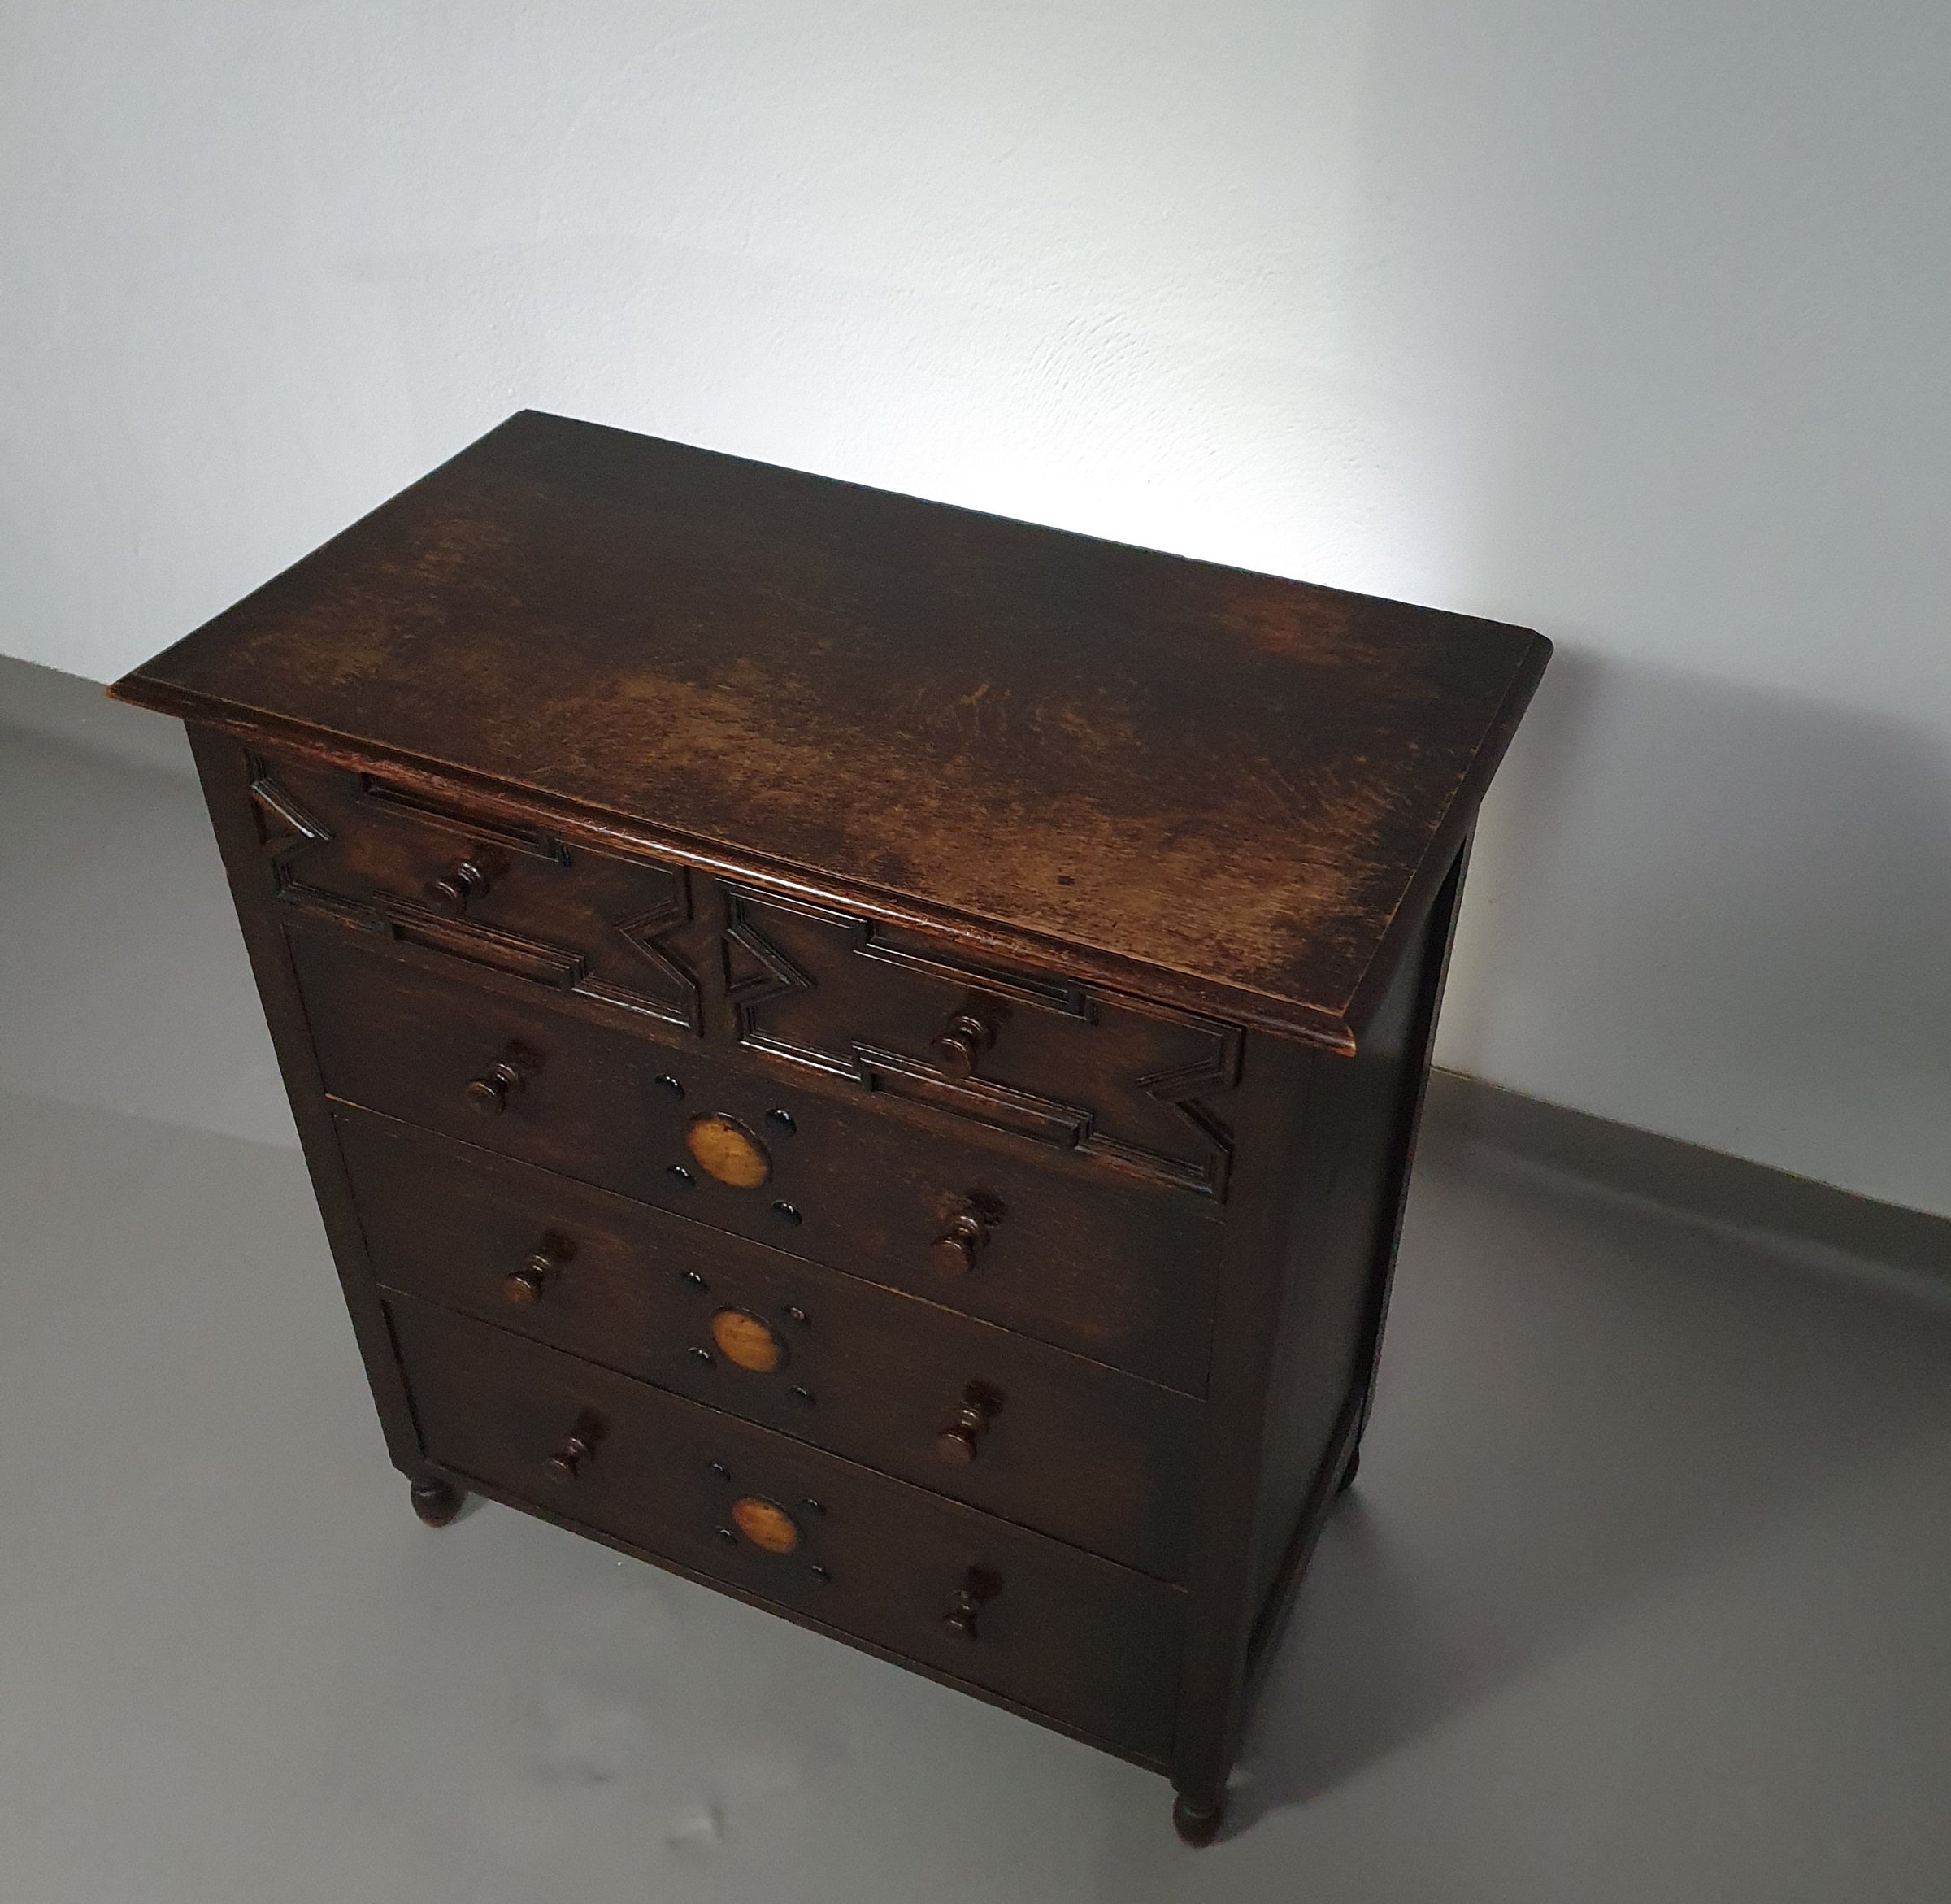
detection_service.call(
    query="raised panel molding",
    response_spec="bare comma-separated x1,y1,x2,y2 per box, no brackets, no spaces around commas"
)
723,887,1237,1198
246,758,702,1032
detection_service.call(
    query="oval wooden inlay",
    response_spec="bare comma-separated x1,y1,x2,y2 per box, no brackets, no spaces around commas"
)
685,1113,771,1189
710,1308,785,1373
730,1496,800,1554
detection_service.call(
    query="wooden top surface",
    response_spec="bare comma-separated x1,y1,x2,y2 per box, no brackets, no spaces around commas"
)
112,411,1548,1047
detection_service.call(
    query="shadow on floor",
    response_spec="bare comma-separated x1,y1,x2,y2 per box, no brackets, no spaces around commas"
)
1228,1146,1951,1831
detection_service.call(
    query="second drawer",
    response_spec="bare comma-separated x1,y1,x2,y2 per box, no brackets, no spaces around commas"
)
293,928,1221,1392
343,1110,1201,1580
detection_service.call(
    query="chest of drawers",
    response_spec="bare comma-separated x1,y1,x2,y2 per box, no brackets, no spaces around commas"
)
111,411,1548,1843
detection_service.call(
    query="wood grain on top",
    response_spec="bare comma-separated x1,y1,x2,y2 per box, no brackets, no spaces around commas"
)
111,411,1548,1046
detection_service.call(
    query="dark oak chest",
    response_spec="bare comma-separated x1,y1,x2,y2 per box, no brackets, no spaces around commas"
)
112,411,1547,1843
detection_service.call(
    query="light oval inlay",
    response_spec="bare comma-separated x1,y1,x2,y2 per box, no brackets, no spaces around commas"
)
685,1113,771,1189
710,1308,786,1373
730,1496,800,1554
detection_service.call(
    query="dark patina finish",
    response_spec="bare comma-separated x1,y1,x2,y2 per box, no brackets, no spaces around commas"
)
112,411,1548,1843
115,409,1545,1048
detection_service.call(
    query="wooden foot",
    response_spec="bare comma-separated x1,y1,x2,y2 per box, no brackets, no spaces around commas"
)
410,1476,467,1527
1172,1791,1224,1846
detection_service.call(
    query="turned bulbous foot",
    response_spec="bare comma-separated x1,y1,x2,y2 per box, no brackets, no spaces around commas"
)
1172,1791,1224,1846
410,1476,467,1527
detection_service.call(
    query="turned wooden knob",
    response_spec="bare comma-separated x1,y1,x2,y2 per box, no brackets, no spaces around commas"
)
544,1432,592,1481
504,1249,558,1304
467,1059,525,1115
935,1384,997,1465
425,857,492,914
942,1564,999,1640
930,1011,994,1078
932,1211,989,1274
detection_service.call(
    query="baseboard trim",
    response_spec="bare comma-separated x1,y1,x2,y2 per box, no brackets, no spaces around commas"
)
1423,1070,1949,1280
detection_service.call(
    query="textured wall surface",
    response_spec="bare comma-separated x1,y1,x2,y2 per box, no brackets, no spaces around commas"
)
4,2,1947,1213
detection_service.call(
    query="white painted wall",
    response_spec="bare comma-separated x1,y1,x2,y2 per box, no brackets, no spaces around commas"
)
5,1,1947,1215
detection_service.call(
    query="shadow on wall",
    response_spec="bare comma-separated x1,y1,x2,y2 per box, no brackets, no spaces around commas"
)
1443,645,1951,1215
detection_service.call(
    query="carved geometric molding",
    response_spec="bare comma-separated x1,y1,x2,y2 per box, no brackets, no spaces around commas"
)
249,766,332,863
1128,1048,1241,1201
247,757,702,1033
722,896,819,1035
723,886,1238,1198
358,773,573,865
250,762,369,932
583,889,702,1029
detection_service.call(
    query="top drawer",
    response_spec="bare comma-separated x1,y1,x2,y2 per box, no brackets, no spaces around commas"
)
241,750,1243,1207
243,749,701,1031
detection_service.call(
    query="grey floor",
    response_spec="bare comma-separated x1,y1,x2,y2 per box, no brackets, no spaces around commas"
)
4,663,1950,1904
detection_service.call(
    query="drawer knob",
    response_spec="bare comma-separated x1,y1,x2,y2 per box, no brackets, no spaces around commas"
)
931,1011,995,1079
932,1211,989,1274
544,1432,593,1482
942,1564,1001,1640
935,1384,998,1465
467,1059,526,1115
504,1246,562,1304
425,858,493,914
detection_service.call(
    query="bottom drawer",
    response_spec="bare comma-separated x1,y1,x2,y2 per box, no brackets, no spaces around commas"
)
390,1296,1184,1763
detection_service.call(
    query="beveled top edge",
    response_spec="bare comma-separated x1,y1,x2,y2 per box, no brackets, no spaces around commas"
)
107,672,1374,1050
110,411,1550,1045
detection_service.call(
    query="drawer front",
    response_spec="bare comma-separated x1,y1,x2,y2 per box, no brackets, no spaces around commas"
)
295,932,1219,1393
342,1113,1201,1578
391,1296,1184,1763
246,749,702,1030
723,887,1241,1198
